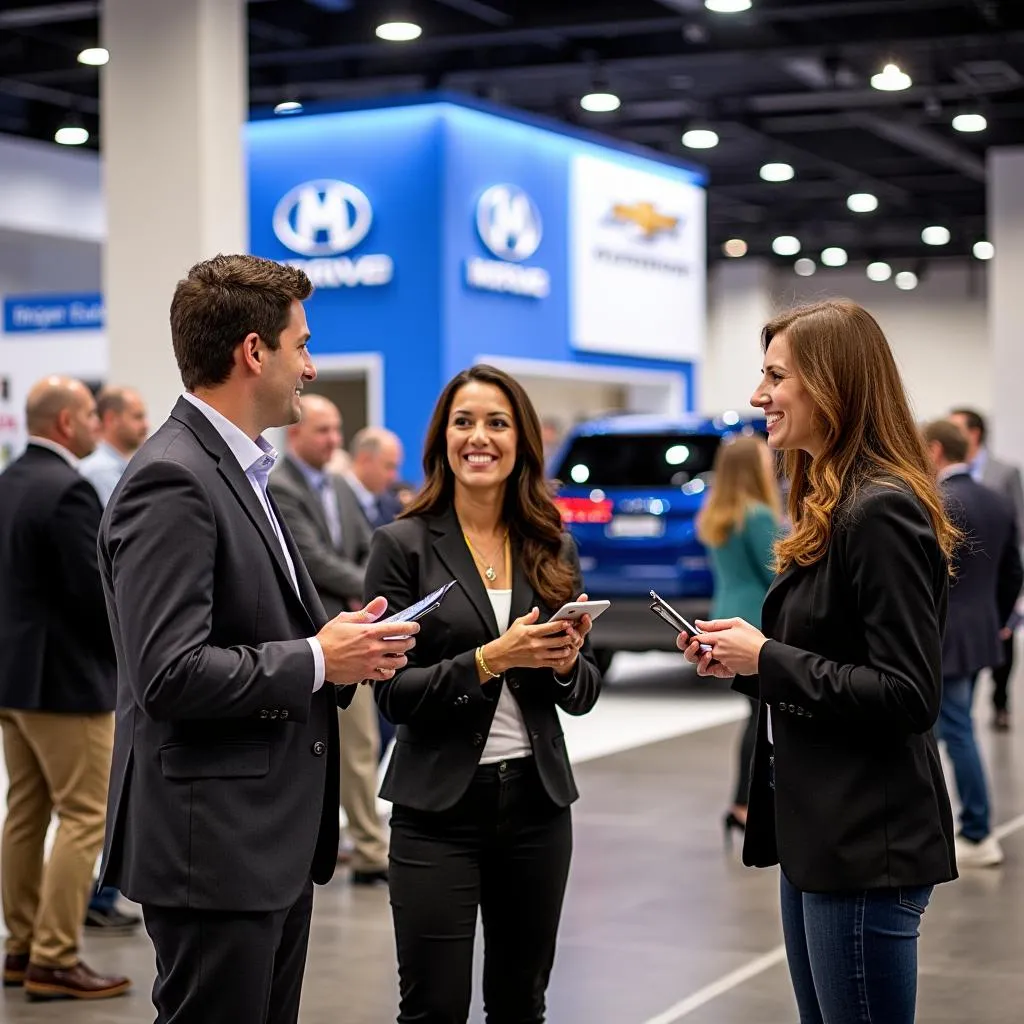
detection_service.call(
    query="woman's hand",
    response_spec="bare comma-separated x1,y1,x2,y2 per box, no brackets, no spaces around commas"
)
484,605,584,674
551,594,592,678
676,617,768,678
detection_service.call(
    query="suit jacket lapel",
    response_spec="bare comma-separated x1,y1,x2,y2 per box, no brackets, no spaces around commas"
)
761,561,800,636
268,489,325,627
430,508,500,638
281,457,333,548
510,545,535,623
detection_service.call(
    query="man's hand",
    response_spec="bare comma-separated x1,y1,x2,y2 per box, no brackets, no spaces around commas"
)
316,596,419,685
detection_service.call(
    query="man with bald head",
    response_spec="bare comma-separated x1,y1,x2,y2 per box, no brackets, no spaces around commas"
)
0,377,131,1000
80,386,149,506
270,395,389,884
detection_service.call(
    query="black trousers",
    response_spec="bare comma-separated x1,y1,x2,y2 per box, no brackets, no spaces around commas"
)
732,697,759,807
142,879,313,1024
388,757,572,1024
991,632,1015,713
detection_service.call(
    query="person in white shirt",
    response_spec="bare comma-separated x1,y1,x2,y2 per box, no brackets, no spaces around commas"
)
79,387,149,507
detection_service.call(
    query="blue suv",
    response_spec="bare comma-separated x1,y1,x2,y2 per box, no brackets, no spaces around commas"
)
550,413,766,672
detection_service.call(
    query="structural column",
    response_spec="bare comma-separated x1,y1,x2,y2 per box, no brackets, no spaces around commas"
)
988,148,1024,464
102,0,248,423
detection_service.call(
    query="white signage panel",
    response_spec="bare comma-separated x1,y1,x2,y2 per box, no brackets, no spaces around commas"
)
570,155,706,361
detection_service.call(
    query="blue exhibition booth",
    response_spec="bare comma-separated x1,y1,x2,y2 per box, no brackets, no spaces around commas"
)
247,95,708,465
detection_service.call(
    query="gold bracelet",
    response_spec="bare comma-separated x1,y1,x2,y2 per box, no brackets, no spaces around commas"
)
476,645,501,680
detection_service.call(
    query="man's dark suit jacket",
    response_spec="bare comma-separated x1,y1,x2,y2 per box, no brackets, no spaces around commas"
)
734,481,957,893
269,456,372,618
98,398,352,914
0,444,114,712
363,507,602,812
941,470,1023,679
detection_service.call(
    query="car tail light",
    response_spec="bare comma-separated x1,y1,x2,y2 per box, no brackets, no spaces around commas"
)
554,496,613,524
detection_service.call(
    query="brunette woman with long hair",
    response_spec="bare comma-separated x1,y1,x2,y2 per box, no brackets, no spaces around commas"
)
364,364,601,1024
696,435,781,844
681,301,958,1024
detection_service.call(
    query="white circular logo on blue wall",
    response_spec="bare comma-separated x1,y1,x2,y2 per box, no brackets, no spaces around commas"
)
475,184,542,263
272,180,373,257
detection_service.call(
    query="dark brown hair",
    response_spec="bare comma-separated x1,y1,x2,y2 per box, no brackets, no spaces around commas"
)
763,300,958,571
170,254,312,390
923,419,969,465
403,364,575,610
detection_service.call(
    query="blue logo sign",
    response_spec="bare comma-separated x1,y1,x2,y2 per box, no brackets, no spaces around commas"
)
3,293,105,334
272,179,374,256
475,184,543,262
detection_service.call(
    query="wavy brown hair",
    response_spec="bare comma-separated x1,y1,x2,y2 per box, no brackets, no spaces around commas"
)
697,435,782,548
764,300,958,571
403,364,575,609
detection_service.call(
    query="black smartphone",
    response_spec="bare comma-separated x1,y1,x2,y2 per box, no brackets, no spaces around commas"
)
381,581,456,638
648,590,713,652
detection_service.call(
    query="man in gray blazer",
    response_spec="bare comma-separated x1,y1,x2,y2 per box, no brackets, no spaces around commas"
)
98,255,419,1024
951,407,1024,730
270,395,389,884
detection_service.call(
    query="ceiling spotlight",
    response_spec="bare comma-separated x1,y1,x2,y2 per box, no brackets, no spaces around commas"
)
722,238,748,258
772,235,801,256
580,92,620,113
794,258,816,277
760,162,795,182
705,0,753,11
847,192,879,213
921,225,950,246
952,113,987,133
77,47,109,66
871,62,912,91
973,240,995,260
866,261,892,282
273,101,304,115
54,124,89,145
375,21,422,41
821,246,848,267
895,271,919,291
681,128,719,149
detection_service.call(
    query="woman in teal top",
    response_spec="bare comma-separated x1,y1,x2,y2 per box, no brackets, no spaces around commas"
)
697,435,781,845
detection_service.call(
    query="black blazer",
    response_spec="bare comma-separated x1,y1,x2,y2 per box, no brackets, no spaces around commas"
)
98,398,352,914
941,470,1023,678
735,480,957,892
364,508,602,812
0,444,114,713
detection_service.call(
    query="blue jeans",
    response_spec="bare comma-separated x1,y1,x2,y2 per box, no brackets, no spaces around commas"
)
780,872,932,1024
934,674,990,841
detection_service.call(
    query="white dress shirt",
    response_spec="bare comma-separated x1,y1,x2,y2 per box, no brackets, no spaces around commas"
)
181,393,326,691
80,440,130,506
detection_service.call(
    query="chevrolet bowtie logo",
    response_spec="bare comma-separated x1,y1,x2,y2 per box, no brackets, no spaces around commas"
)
610,202,680,238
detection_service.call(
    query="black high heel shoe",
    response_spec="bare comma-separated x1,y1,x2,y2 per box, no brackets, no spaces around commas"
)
723,811,746,850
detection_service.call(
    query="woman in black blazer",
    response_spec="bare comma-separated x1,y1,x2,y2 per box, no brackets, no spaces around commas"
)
364,364,601,1024
681,300,958,1024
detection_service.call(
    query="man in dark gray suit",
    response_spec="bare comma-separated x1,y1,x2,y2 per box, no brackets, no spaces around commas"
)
270,395,389,885
950,407,1024,730
97,255,419,1024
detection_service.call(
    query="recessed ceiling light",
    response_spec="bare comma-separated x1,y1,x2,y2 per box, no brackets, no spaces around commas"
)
866,261,892,282
847,192,879,213
794,258,816,277
580,92,620,113
871,63,912,91
821,246,848,267
681,128,719,149
760,162,794,182
952,113,987,133
273,101,304,115
921,225,950,246
973,240,995,260
55,125,89,146
705,0,753,11
77,47,109,66
772,235,801,256
722,238,748,258
895,271,919,291
375,21,422,42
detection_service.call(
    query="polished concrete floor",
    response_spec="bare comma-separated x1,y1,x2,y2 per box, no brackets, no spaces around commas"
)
3,657,1024,1023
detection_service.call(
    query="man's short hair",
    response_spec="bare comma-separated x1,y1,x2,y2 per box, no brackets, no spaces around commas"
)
95,386,131,419
170,255,312,391
951,407,987,443
350,427,397,457
924,419,970,464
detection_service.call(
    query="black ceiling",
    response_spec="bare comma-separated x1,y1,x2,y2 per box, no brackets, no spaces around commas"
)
2,0,1023,267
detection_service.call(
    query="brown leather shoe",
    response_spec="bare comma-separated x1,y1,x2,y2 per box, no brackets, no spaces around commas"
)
3,952,29,987
23,959,131,1001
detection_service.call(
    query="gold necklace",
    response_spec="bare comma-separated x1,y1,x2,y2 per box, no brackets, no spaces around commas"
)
463,530,508,583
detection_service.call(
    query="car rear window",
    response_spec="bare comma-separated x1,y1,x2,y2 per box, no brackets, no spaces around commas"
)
554,433,723,488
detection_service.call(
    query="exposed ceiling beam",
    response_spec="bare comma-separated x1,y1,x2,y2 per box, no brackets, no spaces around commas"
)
734,81,1020,114
0,3,97,28
429,0,512,26
0,75,98,113
655,0,966,20
849,112,987,181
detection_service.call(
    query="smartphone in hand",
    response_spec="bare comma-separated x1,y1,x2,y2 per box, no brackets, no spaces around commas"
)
648,590,713,653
